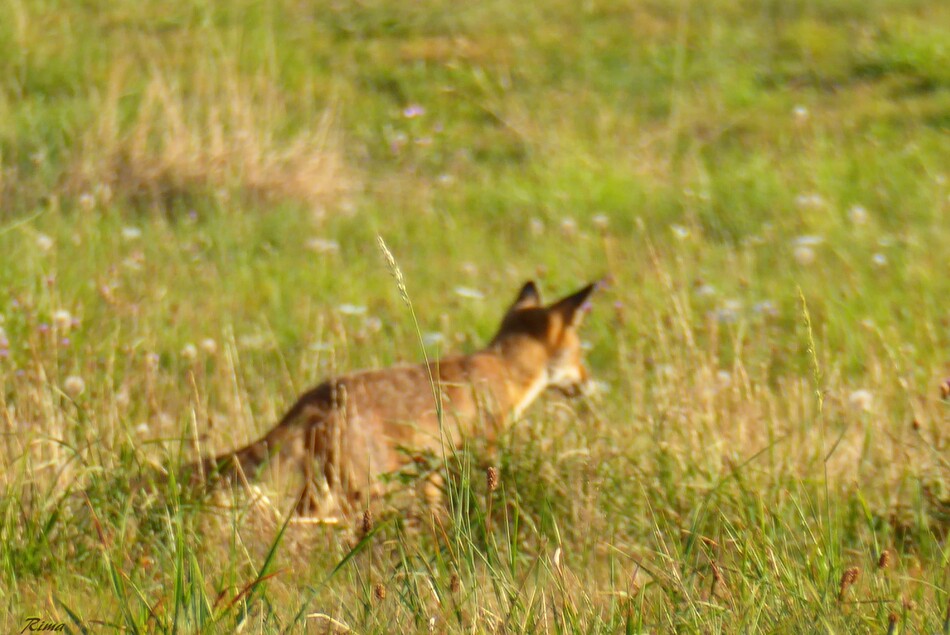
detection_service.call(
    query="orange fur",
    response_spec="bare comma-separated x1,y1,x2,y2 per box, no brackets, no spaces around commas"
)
195,280,599,514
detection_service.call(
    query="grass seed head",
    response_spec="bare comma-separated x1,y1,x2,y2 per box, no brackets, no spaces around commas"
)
486,466,498,493
877,549,891,570
360,508,373,537
376,236,409,306
887,612,898,634
373,583,386,601
838,567,859,600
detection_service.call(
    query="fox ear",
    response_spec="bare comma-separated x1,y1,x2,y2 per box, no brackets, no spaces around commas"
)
550,281,599,326
507,280,542,313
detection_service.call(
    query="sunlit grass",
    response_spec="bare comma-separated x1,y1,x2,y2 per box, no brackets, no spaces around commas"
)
0,0,948,632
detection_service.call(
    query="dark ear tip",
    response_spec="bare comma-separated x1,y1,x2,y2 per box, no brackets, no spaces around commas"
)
518,280,540,299
510,280,542,310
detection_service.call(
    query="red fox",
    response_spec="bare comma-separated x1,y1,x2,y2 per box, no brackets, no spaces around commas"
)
192,280,600,515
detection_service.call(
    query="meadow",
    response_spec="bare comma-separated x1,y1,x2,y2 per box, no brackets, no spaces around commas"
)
0,0,948,631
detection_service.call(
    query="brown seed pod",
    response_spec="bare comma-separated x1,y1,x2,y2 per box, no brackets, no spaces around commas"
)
877,549,891,570
486,466,498,493
886,612,898,635
838,567,860,601
360,509,373,537
902,596,916,612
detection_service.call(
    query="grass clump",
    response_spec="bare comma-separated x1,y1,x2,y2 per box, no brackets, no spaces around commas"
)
65,67,350,212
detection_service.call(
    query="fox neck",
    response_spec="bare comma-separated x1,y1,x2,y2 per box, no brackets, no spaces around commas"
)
485,336,551,419
510,369,549,418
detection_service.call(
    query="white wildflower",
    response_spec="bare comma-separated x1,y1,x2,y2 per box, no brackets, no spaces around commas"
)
237,334,270,350
453,286,484,300
422,332,445,347
848,205,868,226
145,353,160,370
78,193,95,212
180,343,197,361
591,213,609,230
714,299,742,324
560,217,577,236
63,375,85,398
795,193,825,209
872,253,887,267
848,389,874,413
670,224,690,240
752,300,778,317
121,226,142,240
793,245,815,265
200,338,217,354
337,303,367,316
585,379,609,396
695,284,717,298
53,309,73,332
115,388,130,408
36,234,54,252
305,237,340,254
363,316,383,333
793,105,809,123
716,370,733,389
94,183,113,204
793,235,824,247
529,217,544,235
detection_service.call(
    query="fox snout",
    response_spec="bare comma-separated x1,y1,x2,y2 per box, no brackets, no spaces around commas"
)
552,363,593,398
554,382,585,398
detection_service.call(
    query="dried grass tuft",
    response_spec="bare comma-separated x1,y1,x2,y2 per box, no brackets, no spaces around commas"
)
65,67,352,212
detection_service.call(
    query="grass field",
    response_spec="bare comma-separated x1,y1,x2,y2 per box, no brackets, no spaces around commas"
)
1,0,948,631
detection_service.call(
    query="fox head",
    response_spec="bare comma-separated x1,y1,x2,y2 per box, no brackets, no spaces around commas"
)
490,280,600,402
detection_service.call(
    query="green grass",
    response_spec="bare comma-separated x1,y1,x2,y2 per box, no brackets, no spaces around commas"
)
1,0,948,631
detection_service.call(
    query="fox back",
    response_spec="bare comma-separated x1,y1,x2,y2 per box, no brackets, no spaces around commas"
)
199,280,599,513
